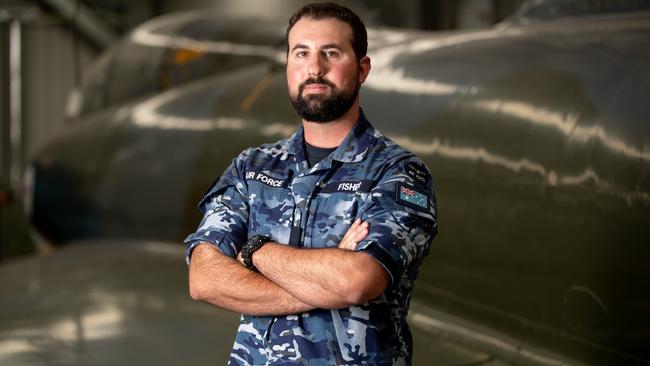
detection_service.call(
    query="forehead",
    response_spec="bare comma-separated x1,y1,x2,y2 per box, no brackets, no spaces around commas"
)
288,17,353,49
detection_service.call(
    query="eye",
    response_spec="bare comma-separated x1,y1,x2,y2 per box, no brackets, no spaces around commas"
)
323,50,339,58
295,50,307,58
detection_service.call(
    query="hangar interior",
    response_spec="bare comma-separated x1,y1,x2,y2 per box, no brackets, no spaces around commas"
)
1,0,649,365
0,0,523,192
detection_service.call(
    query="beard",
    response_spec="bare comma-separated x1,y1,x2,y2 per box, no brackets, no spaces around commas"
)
290,75,359,123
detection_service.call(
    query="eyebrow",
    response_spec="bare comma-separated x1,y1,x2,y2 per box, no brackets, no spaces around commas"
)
290,43,344,53
320,44,344,51
290,44,309,53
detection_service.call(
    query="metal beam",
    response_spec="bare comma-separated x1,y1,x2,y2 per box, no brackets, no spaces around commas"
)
8,18,22,191
1,7,38,192
41,0,117,49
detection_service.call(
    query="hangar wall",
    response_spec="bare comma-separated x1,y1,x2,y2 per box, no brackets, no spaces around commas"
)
23,23,97,159
0,15,97,187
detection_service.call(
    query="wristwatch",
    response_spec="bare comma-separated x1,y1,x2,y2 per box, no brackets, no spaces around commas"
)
241,235,271,272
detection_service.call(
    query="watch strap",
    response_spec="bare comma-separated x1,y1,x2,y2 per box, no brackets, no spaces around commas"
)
242,235,271,271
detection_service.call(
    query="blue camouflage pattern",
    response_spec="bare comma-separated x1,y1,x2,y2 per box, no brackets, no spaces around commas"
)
185,111,438,365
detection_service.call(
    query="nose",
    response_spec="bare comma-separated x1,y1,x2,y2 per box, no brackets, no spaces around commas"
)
307,53,325,77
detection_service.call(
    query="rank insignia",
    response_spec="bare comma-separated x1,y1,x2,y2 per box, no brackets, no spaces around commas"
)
405,162,428,186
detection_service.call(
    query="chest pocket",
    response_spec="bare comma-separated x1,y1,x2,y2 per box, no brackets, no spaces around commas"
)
308,180,373,248
246,176,294,245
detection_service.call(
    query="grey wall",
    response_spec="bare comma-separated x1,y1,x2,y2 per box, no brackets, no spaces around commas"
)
0,15,97,184
23,21,97,158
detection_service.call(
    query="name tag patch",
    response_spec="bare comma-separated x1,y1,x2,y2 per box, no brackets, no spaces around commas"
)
246,171,287,188
396,182,429,211
321,180,373,193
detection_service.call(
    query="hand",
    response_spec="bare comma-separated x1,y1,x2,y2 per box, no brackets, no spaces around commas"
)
338,218,369,251
236,251,244,265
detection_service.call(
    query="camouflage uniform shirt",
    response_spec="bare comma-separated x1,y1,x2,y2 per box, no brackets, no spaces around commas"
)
185,112,438,365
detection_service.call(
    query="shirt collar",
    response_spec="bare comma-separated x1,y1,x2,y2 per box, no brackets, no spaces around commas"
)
287,109,374,166
331,109,374,163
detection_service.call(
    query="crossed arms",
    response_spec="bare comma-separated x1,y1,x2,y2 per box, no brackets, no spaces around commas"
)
188,219,390,316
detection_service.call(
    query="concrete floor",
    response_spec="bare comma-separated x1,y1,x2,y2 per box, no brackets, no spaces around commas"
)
0,241,518,365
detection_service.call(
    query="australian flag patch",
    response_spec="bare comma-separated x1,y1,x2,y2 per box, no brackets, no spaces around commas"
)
396,182,429,212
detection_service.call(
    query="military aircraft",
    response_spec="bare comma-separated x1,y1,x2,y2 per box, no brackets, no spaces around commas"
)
8,0,650,364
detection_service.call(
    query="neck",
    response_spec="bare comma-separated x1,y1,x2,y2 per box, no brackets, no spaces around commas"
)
302,103,360,148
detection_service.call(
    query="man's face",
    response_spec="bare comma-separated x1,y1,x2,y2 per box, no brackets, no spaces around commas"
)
286,17,370,123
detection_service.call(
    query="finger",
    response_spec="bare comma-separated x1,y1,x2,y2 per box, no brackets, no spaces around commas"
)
349,218,361,229
341,219,360,241
339,219,368,250
340,242,354,251
339,235,356,250
353,222,369,241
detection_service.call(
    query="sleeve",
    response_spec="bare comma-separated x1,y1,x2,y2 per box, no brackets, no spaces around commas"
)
354,157,438,285
183,153,250,264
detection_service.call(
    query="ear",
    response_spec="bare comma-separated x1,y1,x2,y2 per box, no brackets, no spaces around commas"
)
358,56,371,84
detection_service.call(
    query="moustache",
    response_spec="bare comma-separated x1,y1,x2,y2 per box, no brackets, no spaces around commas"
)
299,77,336,92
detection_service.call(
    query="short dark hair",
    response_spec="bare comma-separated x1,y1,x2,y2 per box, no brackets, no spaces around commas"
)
286,2,368,61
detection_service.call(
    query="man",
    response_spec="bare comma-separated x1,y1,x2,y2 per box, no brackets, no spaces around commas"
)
185,2,437,365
